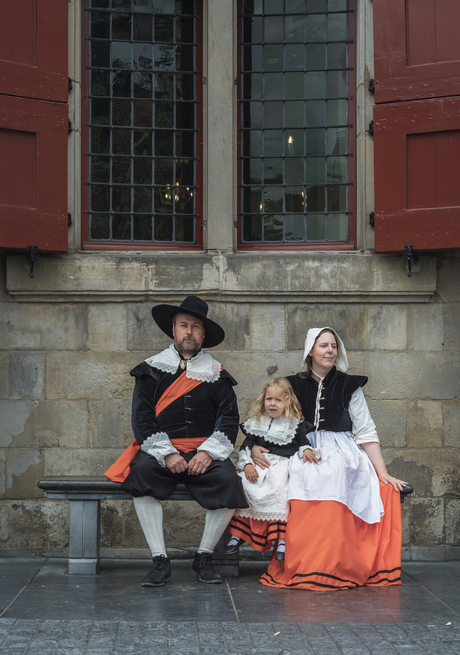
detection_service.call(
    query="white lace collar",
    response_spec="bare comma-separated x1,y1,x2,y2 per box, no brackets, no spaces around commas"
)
145,344,222,383
243,414,299,446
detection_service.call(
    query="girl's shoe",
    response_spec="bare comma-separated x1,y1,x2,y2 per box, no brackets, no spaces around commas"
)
225,537,245,554
275,544,285,561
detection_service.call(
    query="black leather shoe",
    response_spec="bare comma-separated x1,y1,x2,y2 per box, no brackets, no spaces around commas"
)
275,549,285,562
192,552,222,584
142,555,171,587
225,538,245,554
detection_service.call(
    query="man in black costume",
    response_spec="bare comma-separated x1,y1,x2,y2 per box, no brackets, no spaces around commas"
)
121,296,247,586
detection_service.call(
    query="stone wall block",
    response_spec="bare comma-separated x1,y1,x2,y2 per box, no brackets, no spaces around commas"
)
1,400,89,449
443,400,460,447
287,304,368,351
45,352,136,400
409,305,444,351
163,500,206,548
437,252,460,303
407,400,443,448
127,303,172,352
120,499,148,548
8,352,45,400
100,500,125,549
382,448,460,498
0,353,8,398
89,400,132,449
366,400,406,447
367,306,408,350
445,499,460,545
409,498,444,546
443,304,460,351
0,450,5,497
3,448,43,500
44,448,121,477
88,304,127,352
208,303,250,351
381,452,434,497
0,500,68,550
365,352,459,400
401,504,410,546
0,303,88,351
218,351,302,418
251,304,286,352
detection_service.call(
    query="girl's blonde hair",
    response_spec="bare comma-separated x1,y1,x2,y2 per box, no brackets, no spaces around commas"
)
251,377,302,422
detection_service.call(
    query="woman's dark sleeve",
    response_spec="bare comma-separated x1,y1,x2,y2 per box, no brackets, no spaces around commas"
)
295,420,315,448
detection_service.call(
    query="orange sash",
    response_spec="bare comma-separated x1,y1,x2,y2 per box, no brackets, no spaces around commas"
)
104,371,204,482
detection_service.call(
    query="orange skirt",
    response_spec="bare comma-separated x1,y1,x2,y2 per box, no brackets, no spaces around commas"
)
260,481,402,591
229,515,286,552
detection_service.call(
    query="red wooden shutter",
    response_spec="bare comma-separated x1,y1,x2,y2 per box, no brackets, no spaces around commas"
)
373,0,460,253
0,0,68,253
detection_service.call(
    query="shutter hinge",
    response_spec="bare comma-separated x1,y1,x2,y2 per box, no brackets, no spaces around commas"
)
68,119,72,134
405,245,419,277
68,213,72,227
203,77,207,87
27,245,38,279
368,79,374,94
369,212,374,227
369,120,374,136
68,77,73,93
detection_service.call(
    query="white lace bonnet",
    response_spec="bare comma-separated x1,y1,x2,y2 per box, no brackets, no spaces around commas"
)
303,327,349,372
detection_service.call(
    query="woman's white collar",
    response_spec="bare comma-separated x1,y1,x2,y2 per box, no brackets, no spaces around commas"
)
243,414,299,446
145,344,222,383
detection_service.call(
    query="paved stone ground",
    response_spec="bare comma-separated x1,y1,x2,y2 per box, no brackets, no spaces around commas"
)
1,619,460,654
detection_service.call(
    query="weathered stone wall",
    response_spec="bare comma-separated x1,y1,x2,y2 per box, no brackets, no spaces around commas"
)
0,251,459,560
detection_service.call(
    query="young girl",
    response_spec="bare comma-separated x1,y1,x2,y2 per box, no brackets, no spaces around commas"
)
226,377,317,561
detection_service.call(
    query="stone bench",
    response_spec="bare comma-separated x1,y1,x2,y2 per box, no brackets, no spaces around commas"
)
37,476,238,576
38,476,413,576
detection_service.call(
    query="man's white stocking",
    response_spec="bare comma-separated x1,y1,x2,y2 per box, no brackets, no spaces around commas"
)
133,496,167,557
198,508,235,554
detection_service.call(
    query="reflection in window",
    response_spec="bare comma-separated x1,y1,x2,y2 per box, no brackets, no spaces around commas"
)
86,0,201,244
239,0,350,244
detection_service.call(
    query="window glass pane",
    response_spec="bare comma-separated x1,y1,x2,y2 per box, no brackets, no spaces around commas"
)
328,43,347,69
91,127,110,153
264,158,283,184
243,187,262,213
328,0,347,9
112,13,132,40
244,45,263,71
285,186,305,212
176,216,194,242
305,157,325,184
306,186,325,211
91,185,110,211
154,215,173,241
92,41,110,68
263,186,283,212
264,102,283,128
307,214,326,240
327,156,347,183
155,15,174,41
286,0,305,13
133,100,153,127
176,16,194,43
134,158,152,183
112,128,132,154
155,158,174,184
243,215,262,242
285,15,304,42
175,103,194,128
285,214,305,241
155,73,174,99
264,45,283,71
91,155,111,183
306,100,326,126
306,129,325,155
285,157,304,185
327,184,347,211
265,17,283,43
92,71,110,96
113,156,132,183
155,101,174,127
264,214,283,241
285,129,304,156
265,0,283,13
113,99,131,126
243,102,262,129
307,0,326,11
327,127,347,155
134,43,153,69
175,187,194,214
155,186,174,212
134,14,153,40
327,13,347,41
243,131,262,157
327,213,347,241
243,0,262,14
327,70,347,97
244,17,263,42
306,72,326,99
133,186,153,212
91,214,110,239
112,186,131,212
112,214,132,240
264,73,284,100
306,44,325,70
306,15,326,42
155,44,175,71
285,101,304,127
176,74,194,100
133,214,153,240
327,99,346,125
176,131,194,157
112,42,132,69
91,12,110,39
285,72,304,99
113,71,131,96
264,130,283,156
91,98,110,125
134,129,152,155
286,44,305,71
175,159,193,184
176,45,194,71
155,130,174,155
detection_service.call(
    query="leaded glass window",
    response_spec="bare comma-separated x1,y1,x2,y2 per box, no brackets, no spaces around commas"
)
238,0,354,246
84,0,202,246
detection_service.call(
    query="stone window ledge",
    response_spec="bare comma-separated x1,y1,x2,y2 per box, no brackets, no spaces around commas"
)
6,251,436,303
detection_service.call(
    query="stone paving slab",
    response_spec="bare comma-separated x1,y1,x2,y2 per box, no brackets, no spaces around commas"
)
0,620,460,655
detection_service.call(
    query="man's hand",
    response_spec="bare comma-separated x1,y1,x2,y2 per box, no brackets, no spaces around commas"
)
251,445,270,469
187,451,212,476
165,452,188,474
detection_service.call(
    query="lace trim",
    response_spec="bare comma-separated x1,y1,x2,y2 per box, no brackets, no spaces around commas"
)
209,431,233,448
145,345,222,383
234,508,289,522
140,432,171,449
243,416,299,446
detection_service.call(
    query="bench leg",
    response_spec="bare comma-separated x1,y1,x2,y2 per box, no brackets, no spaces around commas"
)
68,499,100,575
212,525,239,578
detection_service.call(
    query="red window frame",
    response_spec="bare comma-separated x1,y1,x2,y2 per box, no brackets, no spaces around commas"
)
236,0,356,251
80,3,204,251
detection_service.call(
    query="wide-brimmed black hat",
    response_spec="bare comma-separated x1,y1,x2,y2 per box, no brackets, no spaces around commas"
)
151,296,225,348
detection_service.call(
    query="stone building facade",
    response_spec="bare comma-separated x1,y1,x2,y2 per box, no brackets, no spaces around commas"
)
0,0,459,560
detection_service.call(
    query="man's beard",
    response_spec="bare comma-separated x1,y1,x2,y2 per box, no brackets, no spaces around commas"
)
174,336,202,357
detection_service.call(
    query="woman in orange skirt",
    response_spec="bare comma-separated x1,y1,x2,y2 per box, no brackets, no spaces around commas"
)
254,327,407,591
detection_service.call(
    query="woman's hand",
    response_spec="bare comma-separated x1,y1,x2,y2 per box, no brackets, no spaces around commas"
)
251,445,271,469
378,472,408,492
244,464,258,484
303,449,318,464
